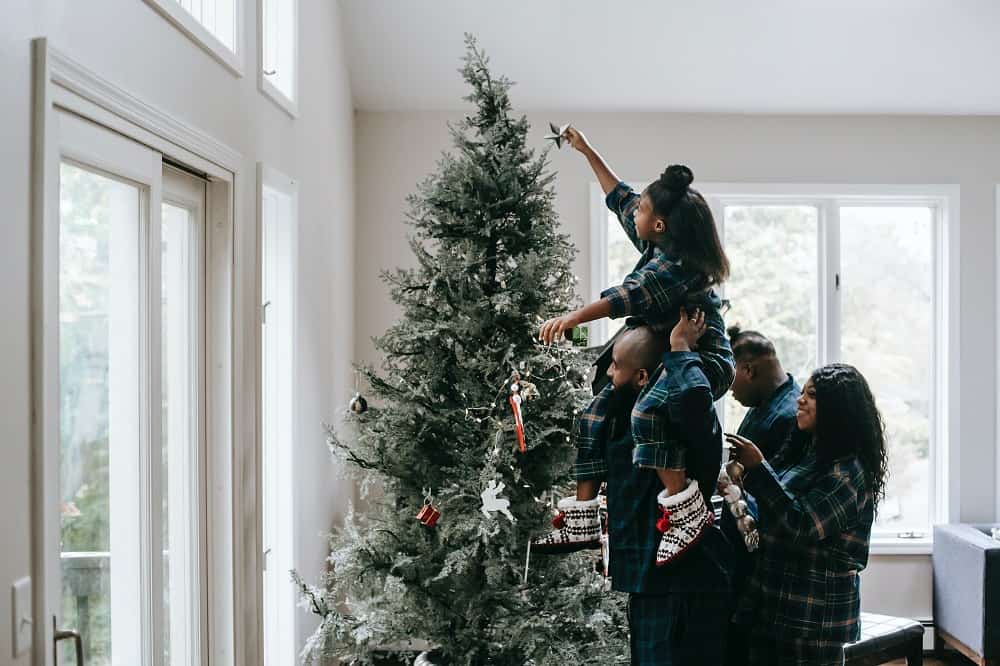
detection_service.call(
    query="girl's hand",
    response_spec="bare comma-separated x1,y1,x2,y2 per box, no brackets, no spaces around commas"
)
538,312,580,345
562,126,592,154
725,433,765,471
669,307,705,352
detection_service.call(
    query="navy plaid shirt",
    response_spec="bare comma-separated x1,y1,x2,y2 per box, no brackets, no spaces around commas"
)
735,437,874,643
600,352,731,594
722,375,801,596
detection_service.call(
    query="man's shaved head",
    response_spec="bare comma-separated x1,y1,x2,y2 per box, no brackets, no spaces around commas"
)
615,326,667,373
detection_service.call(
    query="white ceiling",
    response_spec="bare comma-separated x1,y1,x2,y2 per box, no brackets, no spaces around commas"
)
339,0,1000,114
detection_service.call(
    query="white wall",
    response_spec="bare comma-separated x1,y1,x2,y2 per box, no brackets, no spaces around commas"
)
1,1,354,661
356,109,1000,625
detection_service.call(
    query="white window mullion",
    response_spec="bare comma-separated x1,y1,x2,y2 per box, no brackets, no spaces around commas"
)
818,199,841,366
144,164,166,666
106,178,145,666
162,167,209,666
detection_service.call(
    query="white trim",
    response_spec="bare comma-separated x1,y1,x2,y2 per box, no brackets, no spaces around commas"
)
48,48,242,173
143,0,244,77
868,538,933,556
995,184,1000,522
257,0,299,118
29,39,61,666
258,163,299,666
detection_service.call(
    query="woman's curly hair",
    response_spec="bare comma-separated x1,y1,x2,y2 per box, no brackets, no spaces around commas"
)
810,363,889,507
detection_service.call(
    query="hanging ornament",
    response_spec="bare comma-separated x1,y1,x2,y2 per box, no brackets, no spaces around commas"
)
563,325,589,348
416,488,441,528
718,463,759,552
598,489,610,578
480,479,515,523
349,370,369,414
508,372,527,453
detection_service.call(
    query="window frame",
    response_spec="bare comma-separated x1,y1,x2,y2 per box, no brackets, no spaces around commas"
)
144,0,245,76
258,162,299,666
257,0,299,117
33,40,255,665
590,181,960,554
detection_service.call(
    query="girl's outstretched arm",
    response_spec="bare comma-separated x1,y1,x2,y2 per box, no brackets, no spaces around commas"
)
538,298,613,345
564,127,620,196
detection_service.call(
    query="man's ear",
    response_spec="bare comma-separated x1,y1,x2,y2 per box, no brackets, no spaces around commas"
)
636,368,650,387
654,218,666,233
746,362,757,380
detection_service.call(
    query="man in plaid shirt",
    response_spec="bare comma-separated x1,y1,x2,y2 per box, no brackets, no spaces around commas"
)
538,322,734,664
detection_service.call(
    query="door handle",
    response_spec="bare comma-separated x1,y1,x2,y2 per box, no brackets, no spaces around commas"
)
53,616,84,666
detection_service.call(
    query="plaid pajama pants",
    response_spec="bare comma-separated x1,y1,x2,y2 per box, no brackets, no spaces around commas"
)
626,590,730,666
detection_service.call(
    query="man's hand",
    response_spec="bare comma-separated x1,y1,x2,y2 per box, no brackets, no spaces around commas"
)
562,126,592,154
538,312,580,345
725,433,765,471
669,307,706,352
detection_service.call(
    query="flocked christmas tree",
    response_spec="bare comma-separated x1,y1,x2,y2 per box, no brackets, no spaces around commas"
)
294,36,628,665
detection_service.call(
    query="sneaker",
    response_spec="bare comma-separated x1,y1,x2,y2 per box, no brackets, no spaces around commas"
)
655,480,713,566
530,496,602,554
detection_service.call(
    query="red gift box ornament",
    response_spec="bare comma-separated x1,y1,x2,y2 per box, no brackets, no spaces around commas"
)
551,511,566,529
422,506,441,527
416,488,441,527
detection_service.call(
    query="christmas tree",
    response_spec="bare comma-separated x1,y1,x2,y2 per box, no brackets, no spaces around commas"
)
294,36,627,665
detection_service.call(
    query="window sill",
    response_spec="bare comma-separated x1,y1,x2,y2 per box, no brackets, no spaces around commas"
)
869,537,933,556
260,76,297,118
144,0,243,77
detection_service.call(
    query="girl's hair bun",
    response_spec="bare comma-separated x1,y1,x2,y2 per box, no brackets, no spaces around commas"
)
660,164,694,194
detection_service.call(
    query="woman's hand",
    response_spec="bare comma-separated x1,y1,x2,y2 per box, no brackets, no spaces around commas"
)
669,307,705,352
562,126,592,154
538,312,580,345
726,433,765,471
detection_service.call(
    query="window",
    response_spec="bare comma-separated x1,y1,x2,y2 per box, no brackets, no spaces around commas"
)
592,183,958,548
144,0,242,74
56,111,208,665
260,165,297,666
260,0,298,115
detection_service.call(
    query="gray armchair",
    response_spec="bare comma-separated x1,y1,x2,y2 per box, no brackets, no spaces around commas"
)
932,524,1000,665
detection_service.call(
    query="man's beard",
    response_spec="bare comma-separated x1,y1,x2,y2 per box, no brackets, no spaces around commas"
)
605,382,639,439
608,382,639,407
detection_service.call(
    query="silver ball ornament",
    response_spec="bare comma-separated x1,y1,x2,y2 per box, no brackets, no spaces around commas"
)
348,392,368,414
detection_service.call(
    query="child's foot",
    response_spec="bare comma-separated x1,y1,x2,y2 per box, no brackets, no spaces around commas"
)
530,496,602,554
655,480,713,566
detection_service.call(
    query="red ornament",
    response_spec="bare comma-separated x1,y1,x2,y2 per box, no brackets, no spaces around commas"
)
551,511,566,529
416,502,441,527
656,507,672,533
422,506,441,527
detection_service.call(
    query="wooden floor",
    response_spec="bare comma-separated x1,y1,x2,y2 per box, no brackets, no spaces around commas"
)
887,655,975,665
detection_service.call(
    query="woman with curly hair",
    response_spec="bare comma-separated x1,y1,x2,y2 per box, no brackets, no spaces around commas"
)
726,363,889,666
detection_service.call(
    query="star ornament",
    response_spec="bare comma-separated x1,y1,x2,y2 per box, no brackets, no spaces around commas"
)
544,122,570,149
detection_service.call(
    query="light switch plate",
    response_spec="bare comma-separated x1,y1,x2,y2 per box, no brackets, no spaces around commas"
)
12,577,31,657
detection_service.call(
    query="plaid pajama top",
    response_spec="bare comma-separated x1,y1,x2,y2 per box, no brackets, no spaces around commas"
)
602,352,731,595
736,437,874,643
